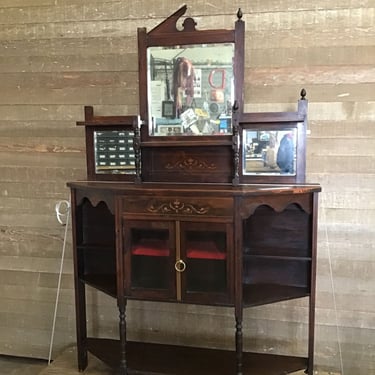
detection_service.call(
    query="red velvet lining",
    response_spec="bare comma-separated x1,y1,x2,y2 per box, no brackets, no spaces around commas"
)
187,241,226,260
132,239,169,257
131,240,226,260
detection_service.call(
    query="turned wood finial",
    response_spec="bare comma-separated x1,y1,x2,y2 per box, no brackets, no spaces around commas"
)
237,8,243,20
300,88,307,100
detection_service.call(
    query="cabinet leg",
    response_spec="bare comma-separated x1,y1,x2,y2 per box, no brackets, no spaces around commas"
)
235,316,243,375
119,300,127,375
77,343,88,372
75,280,88,371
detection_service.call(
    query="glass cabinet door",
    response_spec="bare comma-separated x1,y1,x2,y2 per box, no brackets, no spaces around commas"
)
123,219,232,303
180,222,232,303
124,220,176,300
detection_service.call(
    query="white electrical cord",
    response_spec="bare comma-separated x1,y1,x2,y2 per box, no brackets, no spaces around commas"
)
322,194,344,375
48,199,71,365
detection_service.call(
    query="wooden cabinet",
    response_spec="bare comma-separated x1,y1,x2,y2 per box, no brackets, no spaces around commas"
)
68,183,320,375
68,5,321,375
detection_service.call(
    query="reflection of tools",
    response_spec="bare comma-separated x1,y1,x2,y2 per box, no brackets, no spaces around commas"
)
162,62,175,118
209,102,219,114
172,57,195,116
210,89,224,103
164,62,171,99
208,68,226,89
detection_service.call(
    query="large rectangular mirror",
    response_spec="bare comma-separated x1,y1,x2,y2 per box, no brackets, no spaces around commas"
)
147,43,234,136
138,5,245,143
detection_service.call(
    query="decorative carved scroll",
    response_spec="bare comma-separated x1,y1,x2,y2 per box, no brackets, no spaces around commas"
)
232,101,240,185
76,191,115,215
148,5,192,35
165,156,217,171
239,193,312,219
148,199,209,215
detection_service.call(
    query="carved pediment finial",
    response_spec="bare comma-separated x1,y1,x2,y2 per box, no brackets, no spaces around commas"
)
182,17,197,32
148,5,190,34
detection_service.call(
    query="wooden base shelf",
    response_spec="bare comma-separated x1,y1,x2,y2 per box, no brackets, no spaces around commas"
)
87,338,308,375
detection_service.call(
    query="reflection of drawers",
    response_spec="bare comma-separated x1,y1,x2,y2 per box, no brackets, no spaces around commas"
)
95,130,135,169
97,144,134,152
96,151,135,162
121,196,233,219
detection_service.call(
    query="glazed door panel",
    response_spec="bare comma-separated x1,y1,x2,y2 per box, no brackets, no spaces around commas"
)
123,220,176,300
180,221,233,305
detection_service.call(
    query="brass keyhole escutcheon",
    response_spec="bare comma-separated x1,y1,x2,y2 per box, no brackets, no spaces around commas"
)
175,259,186,272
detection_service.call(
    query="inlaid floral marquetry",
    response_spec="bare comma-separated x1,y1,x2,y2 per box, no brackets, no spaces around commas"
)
165,157,217,170
148,199,209,215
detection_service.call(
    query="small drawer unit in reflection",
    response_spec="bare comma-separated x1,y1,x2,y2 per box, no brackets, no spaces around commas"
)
95,130,135,173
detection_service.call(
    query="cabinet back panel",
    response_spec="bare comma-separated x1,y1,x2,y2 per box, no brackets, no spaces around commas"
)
243,204,311,257
81,199,115,246
141,146,232,183
243,257,310,288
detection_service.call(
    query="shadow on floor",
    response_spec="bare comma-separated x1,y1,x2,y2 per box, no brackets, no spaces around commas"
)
1,348,341,375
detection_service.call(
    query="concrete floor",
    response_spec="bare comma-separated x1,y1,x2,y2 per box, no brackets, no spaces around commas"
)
1,347,340,375
0,355,47,375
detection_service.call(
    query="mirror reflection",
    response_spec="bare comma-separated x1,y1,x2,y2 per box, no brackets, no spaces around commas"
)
243,128,297,175
147,43,234,136
94,130,136,174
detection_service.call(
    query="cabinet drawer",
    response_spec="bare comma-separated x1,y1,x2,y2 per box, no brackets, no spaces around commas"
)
121,196,233,218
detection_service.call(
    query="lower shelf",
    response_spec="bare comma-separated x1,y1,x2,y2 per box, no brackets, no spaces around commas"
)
87,337,308,375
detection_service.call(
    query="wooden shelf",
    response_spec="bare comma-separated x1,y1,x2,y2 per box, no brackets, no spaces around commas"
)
87,338,308,375
244,248,311,258
245,253,311,261
82,274,117,298
243,283,309,307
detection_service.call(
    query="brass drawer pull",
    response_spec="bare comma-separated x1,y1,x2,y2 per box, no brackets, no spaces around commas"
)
175,259,186,273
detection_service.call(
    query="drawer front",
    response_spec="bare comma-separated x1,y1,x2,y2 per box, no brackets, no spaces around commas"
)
121,196,233,219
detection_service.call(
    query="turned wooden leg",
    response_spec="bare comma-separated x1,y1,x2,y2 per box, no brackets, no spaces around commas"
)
119,299,128,375
235,312,243,375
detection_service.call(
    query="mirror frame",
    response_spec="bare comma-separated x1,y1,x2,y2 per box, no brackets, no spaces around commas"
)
77,106,141,182
234,91,308,184
137,5,245,140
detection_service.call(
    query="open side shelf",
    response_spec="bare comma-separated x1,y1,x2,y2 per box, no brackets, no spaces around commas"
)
82,275,117,298
243,283,309,307
87,338,308,375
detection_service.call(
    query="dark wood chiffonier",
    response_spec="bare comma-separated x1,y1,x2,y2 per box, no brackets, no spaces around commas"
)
68,6,321,375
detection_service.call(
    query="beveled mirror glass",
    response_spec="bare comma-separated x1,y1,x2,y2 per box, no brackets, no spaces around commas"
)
94,130,136,175
147,43,235,136
243,128,298,176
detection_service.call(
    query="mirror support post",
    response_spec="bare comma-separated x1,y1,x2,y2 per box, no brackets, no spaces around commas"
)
234,9,245,116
